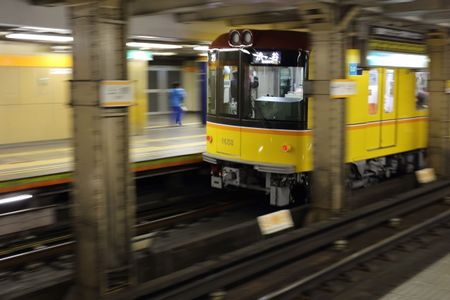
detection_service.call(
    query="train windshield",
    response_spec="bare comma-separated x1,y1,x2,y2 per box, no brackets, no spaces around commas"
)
207,49,308,125
245,65,305,122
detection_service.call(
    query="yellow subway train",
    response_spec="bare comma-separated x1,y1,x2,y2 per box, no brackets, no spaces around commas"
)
203,29,428,206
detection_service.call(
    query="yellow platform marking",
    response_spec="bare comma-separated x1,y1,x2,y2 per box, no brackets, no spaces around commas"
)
134,134,204,143
147,122,202,129
0,157,71,172
257,209,294,235
0,135,205,160
0,141,205,175
0,147,72,159
416,168,436,184
102,101,133,107
132,141,205,154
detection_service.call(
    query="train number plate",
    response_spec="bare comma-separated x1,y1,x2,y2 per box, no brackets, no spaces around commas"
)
257,209,294,235
221,138,234,146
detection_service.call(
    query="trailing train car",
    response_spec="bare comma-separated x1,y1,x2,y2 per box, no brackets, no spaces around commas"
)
203,29,428,206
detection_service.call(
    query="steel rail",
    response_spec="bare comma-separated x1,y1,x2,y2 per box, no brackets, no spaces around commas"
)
260,208,450,300
0,199,242,271
126,181,450,300
0,190,221,259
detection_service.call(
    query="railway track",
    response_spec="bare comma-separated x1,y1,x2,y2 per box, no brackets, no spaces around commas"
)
2,178,449,300
0,192,248,271
254,200,450,300
124,180,450,300
0,162,210,251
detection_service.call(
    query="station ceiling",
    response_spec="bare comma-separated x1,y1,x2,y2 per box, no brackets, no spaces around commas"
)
29,0,449,29
0,0,447,53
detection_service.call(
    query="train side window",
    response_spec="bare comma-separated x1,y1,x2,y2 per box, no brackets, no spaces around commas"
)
384,69,394,113
415,71,428,109
368,69,379,115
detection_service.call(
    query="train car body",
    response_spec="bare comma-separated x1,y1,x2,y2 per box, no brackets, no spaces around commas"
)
203,29,428,206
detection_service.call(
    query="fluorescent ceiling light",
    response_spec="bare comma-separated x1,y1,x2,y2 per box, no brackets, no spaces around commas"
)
0,194,32,205
51,45,72,53
131,35,159,40
367,50,428,68
18,26,71,34
131,35,181,42
151,52,177,56
126,42,182,50
6,33,73,43
193,45,209,51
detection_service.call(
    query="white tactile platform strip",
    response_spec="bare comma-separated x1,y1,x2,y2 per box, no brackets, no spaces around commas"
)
0,125,206,181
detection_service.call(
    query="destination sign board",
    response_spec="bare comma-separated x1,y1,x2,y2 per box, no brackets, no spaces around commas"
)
251,51,281,65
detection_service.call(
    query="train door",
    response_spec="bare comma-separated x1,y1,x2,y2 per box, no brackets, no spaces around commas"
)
380,69,397,147
366,68,397,150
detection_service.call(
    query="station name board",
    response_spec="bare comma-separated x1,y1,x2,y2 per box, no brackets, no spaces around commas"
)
100,80,134,107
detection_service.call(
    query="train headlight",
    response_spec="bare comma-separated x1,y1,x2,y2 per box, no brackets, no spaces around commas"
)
281,144,292,152
229,30,241,47
207,135,213,143
242,30,253,46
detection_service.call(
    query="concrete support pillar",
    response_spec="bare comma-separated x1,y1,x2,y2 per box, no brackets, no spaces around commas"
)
69,1,135,298
310,29,347,220
298,2,349,221
427,31,450,177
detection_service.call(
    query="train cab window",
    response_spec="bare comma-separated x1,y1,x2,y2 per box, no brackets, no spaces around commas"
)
384,69,395,113
216,51,239,117
415,71,428,109
246,65,304,122
207,52,217,114
220,65,239,115
368,69,379,115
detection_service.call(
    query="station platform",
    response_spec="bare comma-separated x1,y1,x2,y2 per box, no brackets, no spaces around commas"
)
0,125,206,194
380,251,450,300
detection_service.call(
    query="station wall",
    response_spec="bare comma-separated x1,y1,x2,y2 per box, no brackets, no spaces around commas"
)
182,61,201,112
0,41,203,145
0,42,72,145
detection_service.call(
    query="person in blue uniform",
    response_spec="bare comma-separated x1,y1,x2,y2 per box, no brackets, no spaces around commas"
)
169,82,186,126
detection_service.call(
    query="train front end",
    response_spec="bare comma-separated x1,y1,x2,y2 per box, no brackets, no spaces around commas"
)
203,30,311,206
